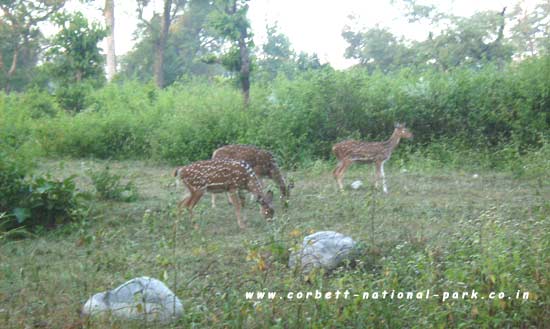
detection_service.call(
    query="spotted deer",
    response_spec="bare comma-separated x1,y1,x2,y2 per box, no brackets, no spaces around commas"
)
173,159,274,229
210,144,293,208
332,123,413,193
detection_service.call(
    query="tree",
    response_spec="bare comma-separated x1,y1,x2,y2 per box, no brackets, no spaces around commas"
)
121,0,221,84
104,0,116,80
257,23,294,80
136,0,189,88
343,4,514,71
46,12,106,110
255,24,326,81
208,0,254,107
509,1,550,58
342,26,413,72
0,0,66,93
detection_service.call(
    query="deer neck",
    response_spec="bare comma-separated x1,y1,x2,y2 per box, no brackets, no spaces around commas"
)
270,166,287,197
385,131,401,151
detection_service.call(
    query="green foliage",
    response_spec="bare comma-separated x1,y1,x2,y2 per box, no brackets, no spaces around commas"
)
0,0,65,92
2,56,550,174
88,167,138,202
47,12,107,85
120,0,224,85
0,155,83,233
255,24,326,82
0,152,28,215
45,12,106,111
344,6,515,72
14,174,82,229
207,0,254,97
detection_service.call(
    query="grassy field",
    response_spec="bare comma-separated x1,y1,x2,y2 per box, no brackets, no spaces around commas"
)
1,158,549,328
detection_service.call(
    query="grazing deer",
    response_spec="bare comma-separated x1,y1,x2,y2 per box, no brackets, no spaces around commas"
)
173,159,274,229
332,123,413,193
210,144,293,208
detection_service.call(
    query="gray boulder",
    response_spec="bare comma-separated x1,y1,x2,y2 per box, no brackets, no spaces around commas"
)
82,276,183,323
289,231,357,273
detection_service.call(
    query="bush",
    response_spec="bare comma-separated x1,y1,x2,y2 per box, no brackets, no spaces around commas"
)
3,56,550,170
88,167,138,202
0,153,28,215
0,171,83,234
13,175,83,229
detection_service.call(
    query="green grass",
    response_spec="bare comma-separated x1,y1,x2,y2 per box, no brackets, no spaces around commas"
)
1,159,549,328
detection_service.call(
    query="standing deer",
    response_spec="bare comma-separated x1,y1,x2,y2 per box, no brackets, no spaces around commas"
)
173,159,274,229
332,123,413,193
210,144,292,208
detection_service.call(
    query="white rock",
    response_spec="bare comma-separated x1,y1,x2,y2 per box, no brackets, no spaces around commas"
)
82,277,183,323
350,180,363,189
472,174,479,179
289,231,357,273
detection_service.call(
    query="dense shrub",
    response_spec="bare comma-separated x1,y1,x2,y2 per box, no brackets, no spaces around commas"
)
0,155,83,233
88,167,138,202
1,56,549,171
0,153,28,215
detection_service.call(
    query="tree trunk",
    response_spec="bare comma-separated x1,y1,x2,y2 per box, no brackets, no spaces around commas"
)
104,0,116,81
238,30,250,107
154,0,172,88
1,47,18,94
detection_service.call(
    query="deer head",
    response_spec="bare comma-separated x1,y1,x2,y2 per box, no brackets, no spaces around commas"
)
258,190,274,219
394,123,413,139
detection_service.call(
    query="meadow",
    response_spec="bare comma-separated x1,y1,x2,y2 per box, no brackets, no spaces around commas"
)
1,57,550,328
1,158,549,328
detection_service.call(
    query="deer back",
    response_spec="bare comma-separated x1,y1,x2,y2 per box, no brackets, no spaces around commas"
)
332,140,365,160
212,145,291,198
174,159,260,193
212,145,275,176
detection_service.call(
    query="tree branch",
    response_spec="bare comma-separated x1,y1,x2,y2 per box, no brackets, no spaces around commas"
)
136,1,154,30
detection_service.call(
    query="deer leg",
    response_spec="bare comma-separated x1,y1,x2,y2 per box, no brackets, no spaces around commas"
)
238,189,246,208
211,193,217,208
381,160,388,193
228,191,246,229
186,190,204,228
332,161,343,183
374,161,382,189
178,188,196,214
336,159,352,191
177,196,191,215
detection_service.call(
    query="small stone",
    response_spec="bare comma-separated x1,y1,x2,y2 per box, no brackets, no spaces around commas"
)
289,231,357,274
82,277,183,323
350,180,363,189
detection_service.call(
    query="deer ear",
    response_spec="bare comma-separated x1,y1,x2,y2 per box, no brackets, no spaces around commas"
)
265,190,274,203
288,181,295,190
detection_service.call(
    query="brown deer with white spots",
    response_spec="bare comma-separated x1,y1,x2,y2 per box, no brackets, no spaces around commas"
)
173,159,274,229
332,123,413,193
211,144,293,208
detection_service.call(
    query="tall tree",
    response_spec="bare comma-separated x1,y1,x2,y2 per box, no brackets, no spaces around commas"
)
46,12,106,111
343,5,513,71
509,0,550,58
104,0,116,80
257,23,293,80
342,26,412,72
137,0,188,88
122,0,220,84
209,0,253,107
0,0,66,93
